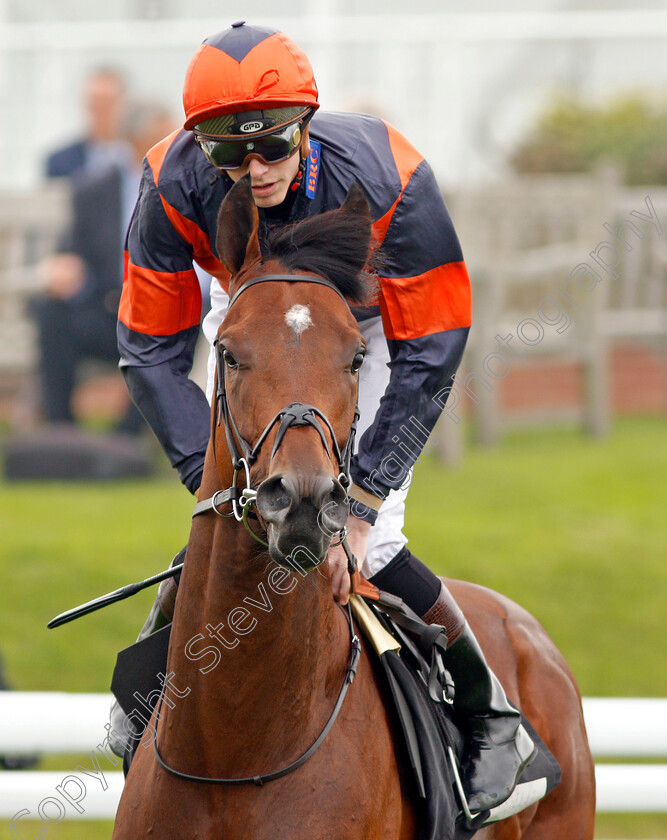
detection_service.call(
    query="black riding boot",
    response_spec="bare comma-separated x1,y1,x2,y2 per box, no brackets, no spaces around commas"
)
371,549,536,813
108,551,182,758
422,582,536,812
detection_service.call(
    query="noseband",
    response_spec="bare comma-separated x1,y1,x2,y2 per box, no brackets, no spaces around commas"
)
193,273,359,538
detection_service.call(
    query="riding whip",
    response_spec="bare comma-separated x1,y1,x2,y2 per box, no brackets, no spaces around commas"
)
47,560,184,629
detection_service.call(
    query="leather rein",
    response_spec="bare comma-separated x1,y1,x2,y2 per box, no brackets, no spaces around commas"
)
153,604,361,787
154,272,363,787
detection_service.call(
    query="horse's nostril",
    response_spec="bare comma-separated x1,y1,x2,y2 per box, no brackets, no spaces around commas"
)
256,475,296,522
257,473,349,534
318,478,349,534
312,476,335,509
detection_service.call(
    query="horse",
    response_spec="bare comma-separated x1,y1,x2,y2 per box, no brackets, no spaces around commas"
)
112,177,595,839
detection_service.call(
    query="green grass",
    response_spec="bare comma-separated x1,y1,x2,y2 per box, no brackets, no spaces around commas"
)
0,475,193,693
407,416,667,698
594,814,667,838
0,416,666,838
0,820,114,840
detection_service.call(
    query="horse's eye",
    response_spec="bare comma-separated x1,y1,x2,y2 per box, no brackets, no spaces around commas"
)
223,349,239,369
351,351,365,372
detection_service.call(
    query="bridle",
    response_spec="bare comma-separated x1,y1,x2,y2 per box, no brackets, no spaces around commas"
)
192,273,359,546
154,271,362,787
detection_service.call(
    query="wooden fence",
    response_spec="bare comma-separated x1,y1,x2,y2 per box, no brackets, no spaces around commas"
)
438,166,667,461
0,182,71,370
0,182,71,423
0,171,665,442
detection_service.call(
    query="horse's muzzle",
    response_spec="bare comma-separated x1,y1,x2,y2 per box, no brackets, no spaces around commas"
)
255,472,349,565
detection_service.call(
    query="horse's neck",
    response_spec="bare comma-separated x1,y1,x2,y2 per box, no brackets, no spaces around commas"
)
158,513,349,773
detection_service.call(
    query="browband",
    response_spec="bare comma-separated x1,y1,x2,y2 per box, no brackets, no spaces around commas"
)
227,273,348,311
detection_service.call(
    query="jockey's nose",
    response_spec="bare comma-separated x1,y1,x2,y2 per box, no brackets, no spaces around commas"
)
247,157,270,178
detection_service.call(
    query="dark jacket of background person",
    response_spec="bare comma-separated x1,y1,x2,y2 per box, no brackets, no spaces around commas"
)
60,165,126,312
30,163,142,430
45,139,89,179
32,102,175,431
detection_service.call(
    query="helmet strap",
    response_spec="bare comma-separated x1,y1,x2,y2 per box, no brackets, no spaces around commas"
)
290,159,306,192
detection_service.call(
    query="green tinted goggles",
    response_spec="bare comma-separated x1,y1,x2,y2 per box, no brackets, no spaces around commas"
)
195,119,306,170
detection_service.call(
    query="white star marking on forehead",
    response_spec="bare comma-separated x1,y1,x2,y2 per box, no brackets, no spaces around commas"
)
285,304,313,336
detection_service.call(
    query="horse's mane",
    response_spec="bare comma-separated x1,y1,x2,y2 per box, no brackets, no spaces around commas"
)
264,209,379,304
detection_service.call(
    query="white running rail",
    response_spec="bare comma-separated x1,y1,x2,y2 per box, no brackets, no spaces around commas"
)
0,694,665,819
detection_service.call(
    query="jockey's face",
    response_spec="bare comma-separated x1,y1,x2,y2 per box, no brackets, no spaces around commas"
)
225,147,302,208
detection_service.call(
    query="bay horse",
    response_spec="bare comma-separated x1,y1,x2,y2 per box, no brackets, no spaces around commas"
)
112,177,595,839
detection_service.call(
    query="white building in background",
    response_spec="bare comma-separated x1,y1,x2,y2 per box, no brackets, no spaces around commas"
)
1,0,667,188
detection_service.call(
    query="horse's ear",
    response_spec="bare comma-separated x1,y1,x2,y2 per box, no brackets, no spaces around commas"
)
340,181,371,222
216,175,262,276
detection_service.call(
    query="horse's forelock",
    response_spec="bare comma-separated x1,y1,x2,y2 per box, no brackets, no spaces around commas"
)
264,209,378,304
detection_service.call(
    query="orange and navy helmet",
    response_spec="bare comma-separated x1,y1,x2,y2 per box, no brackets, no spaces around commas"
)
183,21,319,131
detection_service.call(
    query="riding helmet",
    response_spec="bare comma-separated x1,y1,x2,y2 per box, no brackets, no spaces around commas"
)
183,21,319,130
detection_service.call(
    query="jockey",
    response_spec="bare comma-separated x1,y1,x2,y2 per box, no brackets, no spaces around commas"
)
113,21,536,812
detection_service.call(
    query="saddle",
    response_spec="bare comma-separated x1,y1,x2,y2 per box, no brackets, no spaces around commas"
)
110,588,560,838
350,586,561,839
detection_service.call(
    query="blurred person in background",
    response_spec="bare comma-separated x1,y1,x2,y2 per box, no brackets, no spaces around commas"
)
45,67,132,180
30,101,176,434
110,22,535,813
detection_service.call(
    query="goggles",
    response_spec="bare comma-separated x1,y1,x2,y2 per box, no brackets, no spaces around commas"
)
194,118,308,171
